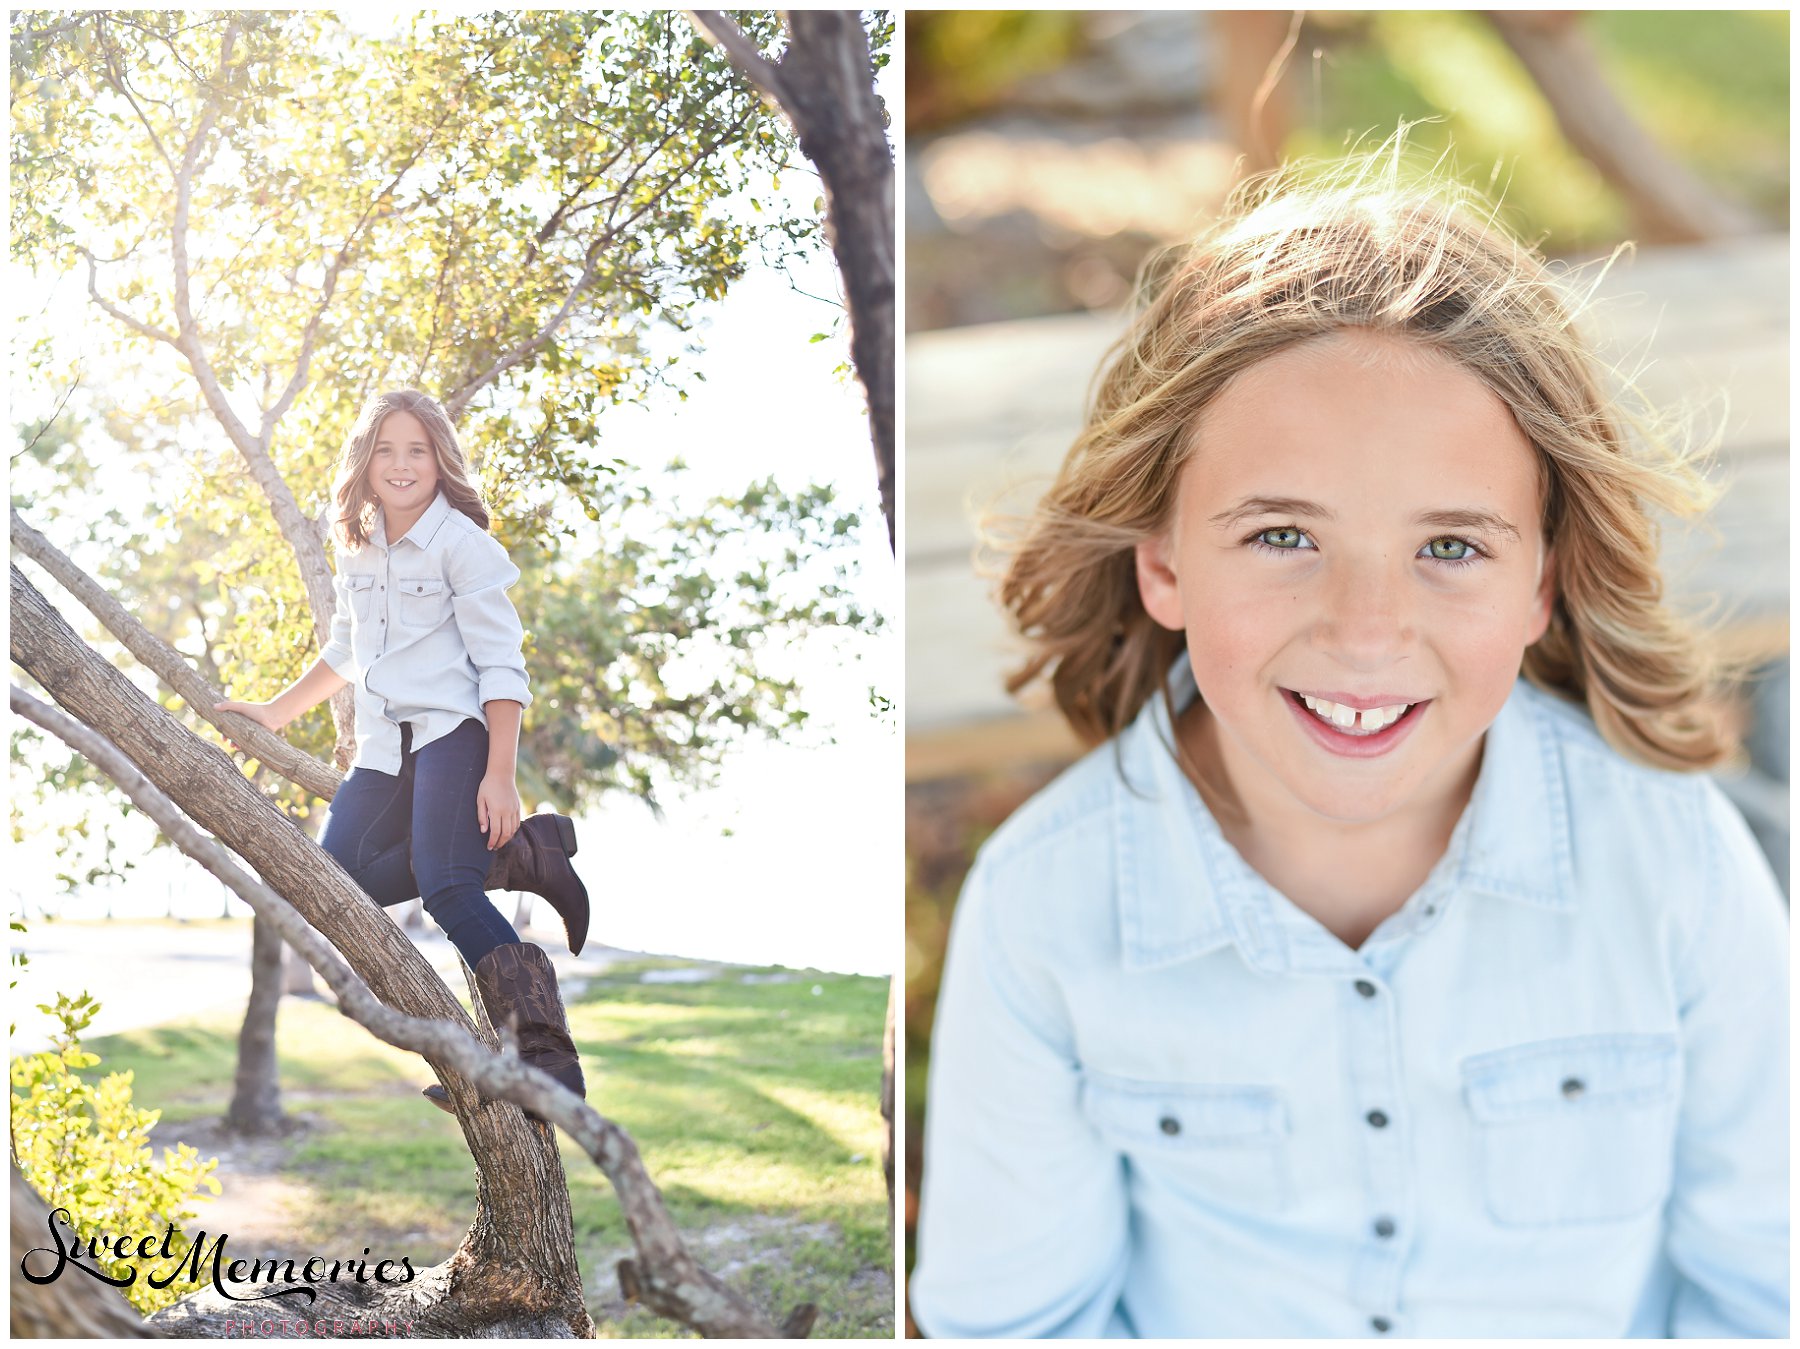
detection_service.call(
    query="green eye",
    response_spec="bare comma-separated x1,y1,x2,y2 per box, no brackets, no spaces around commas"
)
1258,527,1307,549
1424,537,1474,561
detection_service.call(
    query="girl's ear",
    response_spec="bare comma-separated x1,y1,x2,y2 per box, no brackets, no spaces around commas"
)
1526,545,1557,644
1135,534,1186,632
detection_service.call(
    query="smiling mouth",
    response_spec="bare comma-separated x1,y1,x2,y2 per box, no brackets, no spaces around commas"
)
385,479,418,489
1284,690,1424,737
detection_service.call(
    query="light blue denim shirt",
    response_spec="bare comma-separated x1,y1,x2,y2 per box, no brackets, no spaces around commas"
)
319,490,531,775
911,658,1787,1338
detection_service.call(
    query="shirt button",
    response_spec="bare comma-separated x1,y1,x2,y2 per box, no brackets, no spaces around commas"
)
1158,1115,1181,1136
1561,1077,1585,1100
1366,1109,1389,1129
1354,979,1377,998
1373,1216,1397,1239
1371,1316,1393,1333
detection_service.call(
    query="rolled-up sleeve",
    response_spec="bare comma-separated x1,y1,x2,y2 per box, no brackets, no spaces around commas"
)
910,856,1132,1338
445,531,532,711
1663,780,1789,1337
320,565,357,678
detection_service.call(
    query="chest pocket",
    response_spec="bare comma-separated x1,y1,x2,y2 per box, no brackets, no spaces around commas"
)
1080,1073,1291,1212
396,577,448,629
344,573,376,622
1461,1033,1680,1227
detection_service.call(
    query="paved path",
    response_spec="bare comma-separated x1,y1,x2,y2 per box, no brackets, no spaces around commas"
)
907,235,1789,773
10,918,637,1054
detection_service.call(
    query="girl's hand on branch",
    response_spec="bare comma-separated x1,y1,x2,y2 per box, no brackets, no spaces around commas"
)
214,699,289,739
477,773,522,851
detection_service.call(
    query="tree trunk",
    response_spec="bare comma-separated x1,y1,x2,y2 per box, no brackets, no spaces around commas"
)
690,3,900,1217
1210,11,1298,177
12,565,593,1338
281,938,322,995
691,10,895,551
223,913,286,1136
880,973,895,1207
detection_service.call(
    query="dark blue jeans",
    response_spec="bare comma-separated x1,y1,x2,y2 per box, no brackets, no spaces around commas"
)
320,719,519,968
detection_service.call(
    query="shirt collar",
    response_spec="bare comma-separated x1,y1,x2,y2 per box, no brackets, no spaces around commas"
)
370,490,452,552
1113,655,1576,973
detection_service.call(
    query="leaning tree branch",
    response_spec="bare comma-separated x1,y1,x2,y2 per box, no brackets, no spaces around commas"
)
11,567,816,1337
688,10,895,550
10,508,343,802
11,684,810,1339
1486,11,1761,243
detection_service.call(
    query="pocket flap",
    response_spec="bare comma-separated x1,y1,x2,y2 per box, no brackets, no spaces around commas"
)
1462,1033,1678,1123
399,578,445,597
344,573,375,591
1081,1073,1287,1147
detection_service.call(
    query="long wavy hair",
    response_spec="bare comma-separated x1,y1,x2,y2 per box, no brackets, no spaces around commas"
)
331,389,491,550
995,150,1737,771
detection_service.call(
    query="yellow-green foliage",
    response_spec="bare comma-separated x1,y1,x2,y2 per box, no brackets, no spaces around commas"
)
10,991,222,1316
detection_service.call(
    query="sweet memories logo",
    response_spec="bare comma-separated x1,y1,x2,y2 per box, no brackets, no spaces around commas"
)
20,1208,417,1305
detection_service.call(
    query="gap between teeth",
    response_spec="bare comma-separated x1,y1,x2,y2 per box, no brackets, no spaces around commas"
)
1299,694,1413,733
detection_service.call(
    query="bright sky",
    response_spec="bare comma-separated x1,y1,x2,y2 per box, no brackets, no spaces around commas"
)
9,16,899,978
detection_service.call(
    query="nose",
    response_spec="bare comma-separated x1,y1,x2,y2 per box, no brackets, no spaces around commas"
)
1311,551,1416,671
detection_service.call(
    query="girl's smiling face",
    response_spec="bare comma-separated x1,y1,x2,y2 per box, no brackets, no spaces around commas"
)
1136,328,1555,827
368,408,441,519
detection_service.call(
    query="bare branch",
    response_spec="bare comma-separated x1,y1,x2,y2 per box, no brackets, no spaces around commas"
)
9,507,343,802
75,246,180,348
12,369,83,463
256,246,347,440
94,16,176,172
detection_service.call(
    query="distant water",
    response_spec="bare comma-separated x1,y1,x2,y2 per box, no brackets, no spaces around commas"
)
12,733,897,979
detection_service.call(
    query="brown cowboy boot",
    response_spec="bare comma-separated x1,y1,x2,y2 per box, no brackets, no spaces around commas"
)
423,943,585,1119
485,814,589,955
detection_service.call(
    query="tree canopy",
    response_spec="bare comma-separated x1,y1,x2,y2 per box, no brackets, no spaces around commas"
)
12,9,884,817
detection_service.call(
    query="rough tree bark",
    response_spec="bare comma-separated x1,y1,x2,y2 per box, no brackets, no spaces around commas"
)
688,6,899,1210
224,913,287,1136
11,678,812,1339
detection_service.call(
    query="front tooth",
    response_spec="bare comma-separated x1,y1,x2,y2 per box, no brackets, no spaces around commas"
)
1359,707,1386,731
1331,703,1357,729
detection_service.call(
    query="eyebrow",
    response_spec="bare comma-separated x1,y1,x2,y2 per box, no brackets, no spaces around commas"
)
1209,496,1521,541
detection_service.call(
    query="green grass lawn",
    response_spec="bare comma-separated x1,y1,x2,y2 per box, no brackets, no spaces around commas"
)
77,958,893,1338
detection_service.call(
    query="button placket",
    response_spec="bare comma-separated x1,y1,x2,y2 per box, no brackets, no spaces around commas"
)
1346,973,1411,1332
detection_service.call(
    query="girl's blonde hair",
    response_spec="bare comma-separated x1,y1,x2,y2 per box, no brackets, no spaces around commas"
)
997,151,1736,771
332,389,491,550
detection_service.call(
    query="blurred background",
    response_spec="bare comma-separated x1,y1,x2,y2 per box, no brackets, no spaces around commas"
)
903,9,1788,1332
